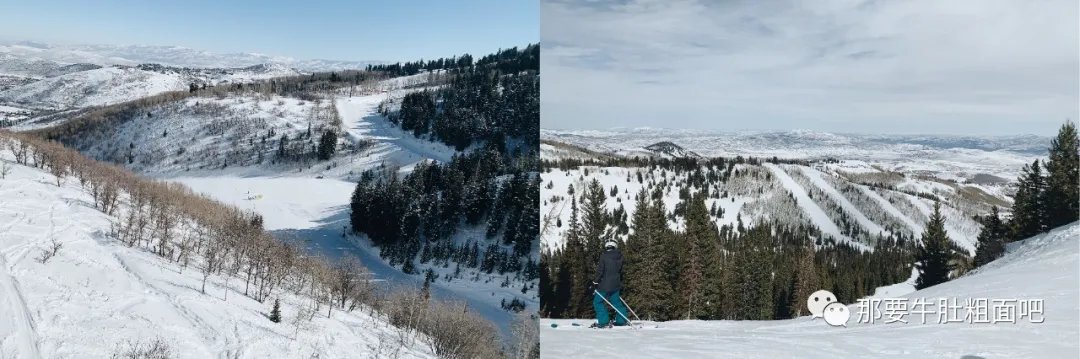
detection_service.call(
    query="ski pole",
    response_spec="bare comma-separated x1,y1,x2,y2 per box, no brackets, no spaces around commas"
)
619,296,643,324
594,290,635,329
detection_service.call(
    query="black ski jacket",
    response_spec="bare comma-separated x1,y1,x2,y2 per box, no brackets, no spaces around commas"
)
594,249,623,294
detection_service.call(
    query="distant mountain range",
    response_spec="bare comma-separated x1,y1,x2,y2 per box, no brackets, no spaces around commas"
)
541,128,1053,159
0,41,389,73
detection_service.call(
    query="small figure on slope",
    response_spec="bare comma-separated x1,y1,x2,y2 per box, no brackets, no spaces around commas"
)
590,240,629,329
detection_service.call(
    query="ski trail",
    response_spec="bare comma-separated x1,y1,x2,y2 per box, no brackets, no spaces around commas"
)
763,164,848,244
335,96,454,163
0,247,42,359
801,166,886,236
858,185,923,235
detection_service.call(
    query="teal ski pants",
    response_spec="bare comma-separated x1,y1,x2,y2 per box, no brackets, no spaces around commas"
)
594,289,629,326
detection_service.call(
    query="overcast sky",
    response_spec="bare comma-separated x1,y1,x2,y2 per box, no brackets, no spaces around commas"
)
541,0,1078,136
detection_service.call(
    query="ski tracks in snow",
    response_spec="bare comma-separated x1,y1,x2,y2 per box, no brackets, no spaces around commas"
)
0,182,45,359
0,259,41,359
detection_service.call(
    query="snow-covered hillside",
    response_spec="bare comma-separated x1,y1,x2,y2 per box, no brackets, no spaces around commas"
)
0,41,387,72
541,128,1049,181
540,222,1080,358
59,91,456,181
0,140,442,359
0,64,302,112
0,67,188,110
540,159,996,254
24,80,535,337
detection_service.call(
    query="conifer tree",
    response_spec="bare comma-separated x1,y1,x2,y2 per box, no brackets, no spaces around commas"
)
563,197,590,318
915,202,955,289
1011,160,1046,240
580,178,610,262
623,188,673,321
269,298,281,323
790,236,818,318
678,192,716,319
539,251,552,316
422,271,432,301
1043,121,1079,229
974,206,1006,267
317,129,336,160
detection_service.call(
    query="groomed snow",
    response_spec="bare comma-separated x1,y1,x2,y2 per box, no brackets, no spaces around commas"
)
541,222,1080,358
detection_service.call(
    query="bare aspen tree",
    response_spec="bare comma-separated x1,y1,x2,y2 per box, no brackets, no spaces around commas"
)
153,198,176,258
200,225,224,295
0,160,10,180
510,311,539,359
175,219,195,273
13,140,28,165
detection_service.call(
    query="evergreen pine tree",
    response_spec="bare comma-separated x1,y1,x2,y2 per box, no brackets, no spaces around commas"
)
317,130,337,160
580,179,610,262
973,206,1006,268
539,251,552,316
1012,160,1046,240
422,271,432,301
915,202,955,290
563,197,590,318
677,192,715,319
1042,121,1079,229
269,298,281,323
790,236,818,318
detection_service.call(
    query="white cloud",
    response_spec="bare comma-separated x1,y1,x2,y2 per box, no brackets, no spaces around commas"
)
541,0,1079,135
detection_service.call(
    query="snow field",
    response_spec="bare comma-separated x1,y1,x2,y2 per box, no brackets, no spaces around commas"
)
540,222,1080,358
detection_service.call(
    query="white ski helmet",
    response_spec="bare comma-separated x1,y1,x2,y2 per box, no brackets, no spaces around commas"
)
604,241,617,249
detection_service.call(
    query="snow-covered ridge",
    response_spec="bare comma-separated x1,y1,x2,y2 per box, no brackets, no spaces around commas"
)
0,67,188,110
642,141,701,159
0,41,388,72
0,62,306,112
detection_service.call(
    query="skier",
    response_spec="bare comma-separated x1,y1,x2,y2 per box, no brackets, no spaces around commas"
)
590,240,629,328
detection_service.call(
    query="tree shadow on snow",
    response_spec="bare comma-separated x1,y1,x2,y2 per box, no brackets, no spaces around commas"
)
267,208,516,340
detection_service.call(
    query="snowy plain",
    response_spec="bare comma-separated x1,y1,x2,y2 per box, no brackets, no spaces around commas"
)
540,222,1080,358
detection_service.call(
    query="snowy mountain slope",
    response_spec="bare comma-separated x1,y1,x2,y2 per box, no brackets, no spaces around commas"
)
56,91,455,181
0,41,387,72
0,144,440,359
539,140,615,161
763,163,849,243
541,159,991,253
540,222,1080,358
801,166,887,236
0,67,188,110
0,63,304,112
35,83,532,337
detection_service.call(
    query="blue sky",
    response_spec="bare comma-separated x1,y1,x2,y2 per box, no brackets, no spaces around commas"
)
541,0,1079,136
0,0,537,62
